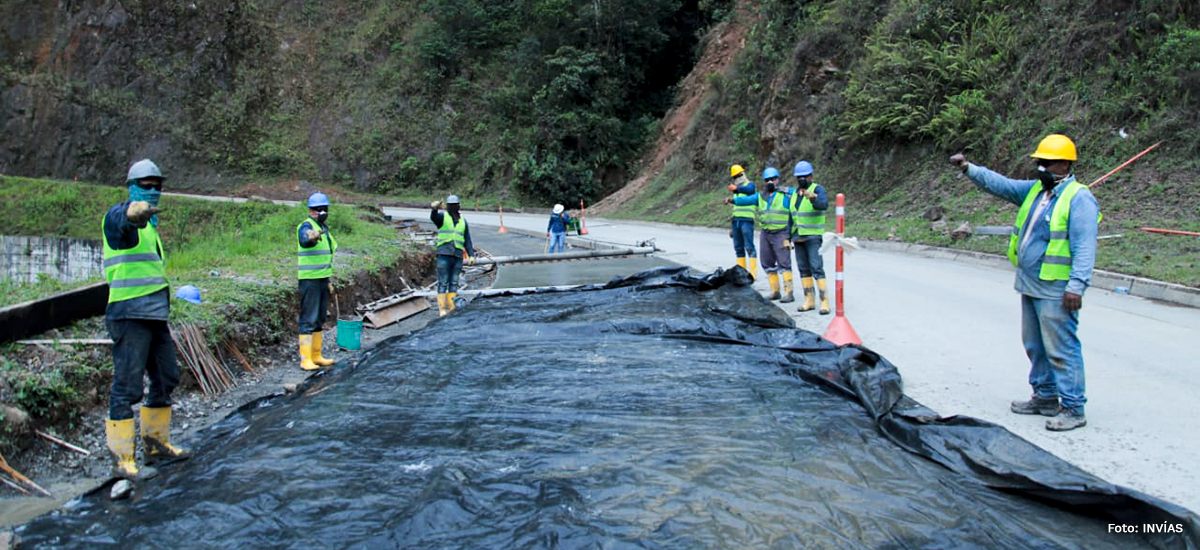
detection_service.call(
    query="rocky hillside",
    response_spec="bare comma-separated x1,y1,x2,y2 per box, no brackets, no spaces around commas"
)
1,0,724,203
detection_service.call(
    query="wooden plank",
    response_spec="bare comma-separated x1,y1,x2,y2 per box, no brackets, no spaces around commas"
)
0,281,108,344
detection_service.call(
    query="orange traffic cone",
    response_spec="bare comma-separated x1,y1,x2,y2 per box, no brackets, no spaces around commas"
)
498,202,508,234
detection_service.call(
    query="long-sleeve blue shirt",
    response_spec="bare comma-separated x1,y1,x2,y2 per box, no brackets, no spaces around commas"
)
103,201,170,321
548,212,571,233
965,163,1099,299
430,209,475,257
733,190,794,234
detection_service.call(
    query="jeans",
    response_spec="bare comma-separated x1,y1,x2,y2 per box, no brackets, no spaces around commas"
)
793,236,825,279
106,318,179,420
548,231,566,253
731,220,756,258
1021,294,1086,413
298,277,330,333
436,253,463,293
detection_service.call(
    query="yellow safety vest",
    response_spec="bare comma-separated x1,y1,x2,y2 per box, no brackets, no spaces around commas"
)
297,219,337,279
791,183,826,236
102,214,168,303
1008,180,1098,280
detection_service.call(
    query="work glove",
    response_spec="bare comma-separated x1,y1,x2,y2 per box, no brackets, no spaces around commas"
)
949,153,969,172
328,282,334,294
431,200,444,209
803,189,817,200
727,184,738,192
126,201,161,224
465,256,476,266
305,229,321,242
723,197,733,205
783,239,793,250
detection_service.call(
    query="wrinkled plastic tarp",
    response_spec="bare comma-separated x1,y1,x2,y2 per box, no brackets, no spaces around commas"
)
18,267,1200,549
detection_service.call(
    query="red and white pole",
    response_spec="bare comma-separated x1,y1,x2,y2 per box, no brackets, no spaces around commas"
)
823,193,862,346
578,198,590,235
497,201,509,234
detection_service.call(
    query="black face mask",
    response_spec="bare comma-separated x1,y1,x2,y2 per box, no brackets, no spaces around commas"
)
1037,165,1057,188
765,182,777,193
316,211,329,224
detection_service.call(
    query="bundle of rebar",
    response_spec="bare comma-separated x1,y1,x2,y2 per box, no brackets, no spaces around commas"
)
171,322,234,394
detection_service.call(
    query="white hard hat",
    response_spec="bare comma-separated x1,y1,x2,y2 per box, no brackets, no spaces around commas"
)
553,204,564,214
446,194,460,204
127,159,164,182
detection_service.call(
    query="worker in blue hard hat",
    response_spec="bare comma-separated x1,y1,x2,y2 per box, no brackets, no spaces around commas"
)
725,164,757,279
789,160,830,314
726,166,794,301
101,158,190,480
296,191,338,371
431,194,476,316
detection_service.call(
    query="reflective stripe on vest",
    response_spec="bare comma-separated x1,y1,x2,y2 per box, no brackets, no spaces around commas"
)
297,219,338,280
437,214,466,250
758,192,790,231
102,215,168,303
791,183,826,236
1008,180,1098,281
732,192,755,220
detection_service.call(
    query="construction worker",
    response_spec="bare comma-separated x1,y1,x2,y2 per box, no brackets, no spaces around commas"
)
726,164,758,279
727,167,794,301
547,203,570,253
297,192,338,371
950,134,1099,432
431,195,476,316
790,160,830,314
101,159,190,480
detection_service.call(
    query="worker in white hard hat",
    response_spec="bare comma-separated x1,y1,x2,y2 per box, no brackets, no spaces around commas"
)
101,159,190,481
431,195,476,316
546,204,571,253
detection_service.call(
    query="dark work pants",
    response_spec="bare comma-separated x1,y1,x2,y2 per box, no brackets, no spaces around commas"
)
106,318,179,420
436,254,463,293
298,277,330,334
793,236,825,279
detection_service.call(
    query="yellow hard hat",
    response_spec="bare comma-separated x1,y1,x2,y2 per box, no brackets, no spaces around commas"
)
1030,134,1077,161
730,164,745,177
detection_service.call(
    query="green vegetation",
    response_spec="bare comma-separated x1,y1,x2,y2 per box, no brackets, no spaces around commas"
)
0,176,417,438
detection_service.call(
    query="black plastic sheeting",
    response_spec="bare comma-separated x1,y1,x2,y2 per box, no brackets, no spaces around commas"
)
17,266,1200,549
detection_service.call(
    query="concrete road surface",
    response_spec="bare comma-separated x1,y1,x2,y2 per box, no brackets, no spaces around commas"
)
388,206,1200,514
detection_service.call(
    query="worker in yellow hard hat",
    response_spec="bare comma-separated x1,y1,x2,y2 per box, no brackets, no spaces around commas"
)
726,166,794,301
101,159,191,481
726,164,757,279
950,134,1100,432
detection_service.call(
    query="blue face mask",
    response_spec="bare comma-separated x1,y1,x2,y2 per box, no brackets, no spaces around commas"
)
129,182,162,226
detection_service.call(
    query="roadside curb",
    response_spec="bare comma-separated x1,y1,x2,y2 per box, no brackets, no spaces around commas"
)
862,239,1200,309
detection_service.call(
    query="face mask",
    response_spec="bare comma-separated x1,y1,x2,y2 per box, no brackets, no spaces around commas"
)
129,183,162,226
316,211,329,224
765,182,777,193
1036,165,1058,188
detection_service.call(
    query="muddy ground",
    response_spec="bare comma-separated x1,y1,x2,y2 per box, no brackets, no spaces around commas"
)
0,260,495,532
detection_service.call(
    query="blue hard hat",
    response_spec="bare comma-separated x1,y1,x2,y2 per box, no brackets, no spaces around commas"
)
793,160,814,177
762,167,780,180
307,192,330,208
175,285,202,304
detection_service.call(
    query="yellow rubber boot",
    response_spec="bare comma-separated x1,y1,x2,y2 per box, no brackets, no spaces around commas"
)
140,406,191,464
736,257,747,271
817,278,831,315
298,334,319,371
436,293,448,316
447,293,457,313
799,277,816,311
747,258,758,280
780,272,795,303
311,331,335,366
105,418,157,480
767,273,781,300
